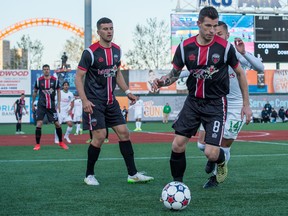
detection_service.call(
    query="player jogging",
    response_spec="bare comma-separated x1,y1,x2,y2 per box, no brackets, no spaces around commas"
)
197,21,264,188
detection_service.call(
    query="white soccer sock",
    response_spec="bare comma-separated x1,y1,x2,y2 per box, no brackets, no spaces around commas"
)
197,142,205,152
54,130,59,142
221,147,231,163
65,126,73,137
138,121,142,129
76,124,80,133
136,121,140,129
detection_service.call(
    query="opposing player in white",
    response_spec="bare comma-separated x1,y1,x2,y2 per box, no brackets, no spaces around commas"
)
129,95,144,131
72,92,83,135
55,81,75,144
197,21,264,188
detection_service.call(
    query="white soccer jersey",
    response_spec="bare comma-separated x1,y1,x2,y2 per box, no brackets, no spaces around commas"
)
227,51,263,108
130,99,144,119
72,98,83,117
60,90,74,113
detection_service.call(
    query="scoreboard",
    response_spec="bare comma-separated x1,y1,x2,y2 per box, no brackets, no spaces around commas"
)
255,16,288,42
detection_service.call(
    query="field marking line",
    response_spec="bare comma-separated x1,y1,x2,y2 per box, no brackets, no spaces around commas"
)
0,153,287,163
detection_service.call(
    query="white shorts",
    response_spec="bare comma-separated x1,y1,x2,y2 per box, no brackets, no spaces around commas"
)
223,108,245,140
198,108,244,140
73,114,82,122
134,111,142,119
58,112,72,124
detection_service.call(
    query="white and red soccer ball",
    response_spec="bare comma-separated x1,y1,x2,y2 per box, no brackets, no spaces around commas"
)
161,181,191,210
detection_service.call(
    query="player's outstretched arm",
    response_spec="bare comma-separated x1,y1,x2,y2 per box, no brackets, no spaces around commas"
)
233,65,252,124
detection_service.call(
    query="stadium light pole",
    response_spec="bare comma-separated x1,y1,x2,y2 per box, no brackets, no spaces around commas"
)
84,0,92,48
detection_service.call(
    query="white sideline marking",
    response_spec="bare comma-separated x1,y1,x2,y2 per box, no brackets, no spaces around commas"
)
0,153,287,163
237,140,288,146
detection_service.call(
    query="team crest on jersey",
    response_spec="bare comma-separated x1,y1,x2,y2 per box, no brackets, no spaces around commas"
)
91,118,97,127
114,54,119,62
98,57,104,63
212,53,220,64
188,54,196,61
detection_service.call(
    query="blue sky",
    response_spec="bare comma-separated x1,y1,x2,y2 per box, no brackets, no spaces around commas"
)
0,0,176,68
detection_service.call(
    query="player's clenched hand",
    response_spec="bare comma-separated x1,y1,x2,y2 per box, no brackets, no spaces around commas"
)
241,105,252,125
127,93,137,105
234,37,245,55
151,78,165,92
82,99,95,114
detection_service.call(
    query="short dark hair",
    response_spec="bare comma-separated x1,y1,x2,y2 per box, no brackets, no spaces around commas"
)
42,64,50,69
21,93,25,96
97,17,112,30
218,21,228,32
198,6,219,22
62,81,70,86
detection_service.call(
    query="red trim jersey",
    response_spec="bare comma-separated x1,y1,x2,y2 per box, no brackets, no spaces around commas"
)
77,41,121,104
34,76,60,109
173,35,239,99
15,98,25,114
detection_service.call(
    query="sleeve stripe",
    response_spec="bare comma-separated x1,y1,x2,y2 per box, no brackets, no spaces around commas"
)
85,48,94,66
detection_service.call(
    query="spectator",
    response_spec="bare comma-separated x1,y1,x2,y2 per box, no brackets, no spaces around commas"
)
278,106,285,122
264,101,272,115
270,108,278,123
122,106,129,122
162,102,171,124
261,107,270,123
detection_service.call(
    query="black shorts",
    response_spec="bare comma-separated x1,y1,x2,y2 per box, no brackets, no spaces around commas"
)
15,112,22,121
172,94,227,146
36,105,59,123
83,99,125,131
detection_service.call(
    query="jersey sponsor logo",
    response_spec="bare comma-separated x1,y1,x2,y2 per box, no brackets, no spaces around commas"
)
212,53,220,64
190,65,219,80
98,65,118,78
41,88,54,95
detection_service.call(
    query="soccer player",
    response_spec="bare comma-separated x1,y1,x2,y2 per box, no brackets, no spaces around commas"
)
54,81,74,144
75,17,154,186
32,64,69,151
129,95,144,131
13,93,28,134
197,21,264,188
72,92,83,136
152,6,252,184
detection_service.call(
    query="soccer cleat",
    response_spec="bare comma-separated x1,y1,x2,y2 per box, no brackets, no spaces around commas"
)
216,161,228,183
19,131,25,134
15,131,20,135
104,138,109,143
133,128,139,132
74,133,78,136
205,160,216,174
59,142,69,150
84,175,99,186
138,128,142,131
55,140,59,144
127,172,154,184
33,144,41,151
86,139,92,144
79,129,83,135
203,175,218,189
64,136,71,143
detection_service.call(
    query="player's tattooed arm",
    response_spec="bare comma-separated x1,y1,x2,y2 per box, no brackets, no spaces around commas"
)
158,68,182,87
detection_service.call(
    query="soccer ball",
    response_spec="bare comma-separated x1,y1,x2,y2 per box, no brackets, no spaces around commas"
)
161,181,191,210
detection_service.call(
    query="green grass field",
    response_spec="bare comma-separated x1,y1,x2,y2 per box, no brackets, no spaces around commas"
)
0,122,287,216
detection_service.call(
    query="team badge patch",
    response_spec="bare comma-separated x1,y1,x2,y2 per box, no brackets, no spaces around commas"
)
188,54,196,61
98,57,104,63
212,53,220,64
90,118,97,127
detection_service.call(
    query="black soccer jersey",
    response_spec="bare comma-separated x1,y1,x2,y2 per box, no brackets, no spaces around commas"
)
173,35,239,99
77,41,121,104
15,98,25,114
34,76,60,109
